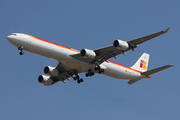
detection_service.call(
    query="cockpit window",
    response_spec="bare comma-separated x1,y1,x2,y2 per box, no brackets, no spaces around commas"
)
10,33,17,36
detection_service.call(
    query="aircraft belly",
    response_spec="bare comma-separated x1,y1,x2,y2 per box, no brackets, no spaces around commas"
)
61,55,95,72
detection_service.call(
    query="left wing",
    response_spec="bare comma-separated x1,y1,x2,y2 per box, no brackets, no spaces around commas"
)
71,27,170,64
39,62,80,86
53,62,81,83
52,62,74,84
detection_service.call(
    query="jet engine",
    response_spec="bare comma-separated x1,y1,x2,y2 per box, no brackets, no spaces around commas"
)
44,66,59,76
38,75,53,86
80,49,96,59
113,39,129,50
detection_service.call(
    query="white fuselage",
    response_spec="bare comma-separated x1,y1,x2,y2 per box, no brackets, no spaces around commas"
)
7,33,148,80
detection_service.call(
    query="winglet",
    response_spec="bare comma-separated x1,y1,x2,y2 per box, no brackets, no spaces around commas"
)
163,27,170,33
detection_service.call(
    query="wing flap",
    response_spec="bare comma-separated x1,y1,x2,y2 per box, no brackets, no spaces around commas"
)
50,62,79,84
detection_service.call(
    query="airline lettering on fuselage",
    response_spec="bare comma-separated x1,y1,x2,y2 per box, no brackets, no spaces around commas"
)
140,60,147,70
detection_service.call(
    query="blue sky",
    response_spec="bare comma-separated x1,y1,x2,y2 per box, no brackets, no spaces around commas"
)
1,0,180,120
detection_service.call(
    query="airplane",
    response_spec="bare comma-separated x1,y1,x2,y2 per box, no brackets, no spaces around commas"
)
7,27,173,86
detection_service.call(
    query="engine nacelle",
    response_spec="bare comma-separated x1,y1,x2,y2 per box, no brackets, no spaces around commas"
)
44,66,59,76
80,49,96,59
113,39,129,50
38,75,53,86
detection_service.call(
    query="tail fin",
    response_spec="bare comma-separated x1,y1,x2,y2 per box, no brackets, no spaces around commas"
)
131,53,150,72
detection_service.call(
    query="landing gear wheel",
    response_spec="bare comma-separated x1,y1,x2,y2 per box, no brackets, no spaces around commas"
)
94,65,100,71
94,65,104,74
100,69,104,73
73,74,80,81
18,46,24,56
98,69,104,74
85,70,95,77
19,51,24,55
85,73,89,77
94,67,98,71
73,74,83,84
77,80,81,84
73,77,77,81
80,78,83,82
91,72,95,76
18,47,23,50
77,78,83,84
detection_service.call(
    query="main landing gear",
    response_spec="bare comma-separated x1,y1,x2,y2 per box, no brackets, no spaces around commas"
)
85,70,95,77
73,74,83,84
18,46,24,55
85,65,104,77
72,65,105,84
94,65,104,74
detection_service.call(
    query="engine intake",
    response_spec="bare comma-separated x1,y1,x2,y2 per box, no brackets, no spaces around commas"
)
38,75,53,86
113,39,129,50
44,66,59,76
80,49,96,59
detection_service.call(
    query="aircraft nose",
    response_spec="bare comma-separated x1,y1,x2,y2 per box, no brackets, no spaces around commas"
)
7,35,13,42
7,34,18,46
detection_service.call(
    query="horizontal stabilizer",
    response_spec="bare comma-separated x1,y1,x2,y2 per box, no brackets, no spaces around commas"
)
128,79,141,85
141,64,173,75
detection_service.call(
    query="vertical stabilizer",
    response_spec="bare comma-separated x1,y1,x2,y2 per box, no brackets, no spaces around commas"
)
131,53,150,72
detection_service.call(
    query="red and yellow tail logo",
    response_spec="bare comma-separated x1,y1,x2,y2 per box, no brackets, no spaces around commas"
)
140,60,147,70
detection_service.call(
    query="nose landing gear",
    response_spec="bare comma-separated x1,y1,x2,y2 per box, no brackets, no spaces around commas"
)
18,46,24,55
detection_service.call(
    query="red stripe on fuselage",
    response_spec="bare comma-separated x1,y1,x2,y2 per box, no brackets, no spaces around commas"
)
108,60,142,74
27,34,80,53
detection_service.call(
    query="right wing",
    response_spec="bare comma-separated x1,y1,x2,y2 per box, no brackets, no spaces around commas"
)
71,27,170,64
127,27,170,45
